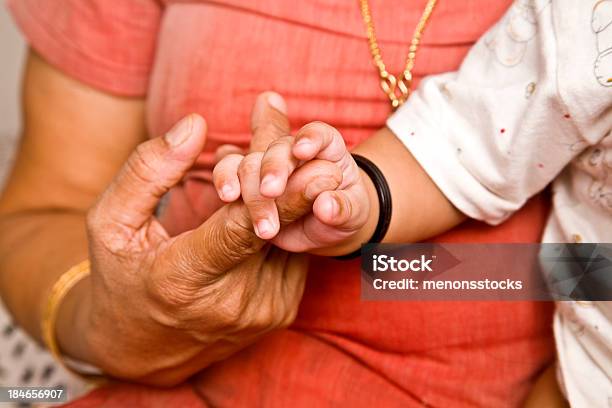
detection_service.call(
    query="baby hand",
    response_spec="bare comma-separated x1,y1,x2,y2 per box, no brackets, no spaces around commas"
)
213,121,370,254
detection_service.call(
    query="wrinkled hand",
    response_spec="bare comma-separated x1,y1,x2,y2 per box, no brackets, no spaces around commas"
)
213,94,370,254
81,99,340,386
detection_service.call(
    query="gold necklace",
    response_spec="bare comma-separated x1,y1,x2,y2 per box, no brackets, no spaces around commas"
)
360,0,438,109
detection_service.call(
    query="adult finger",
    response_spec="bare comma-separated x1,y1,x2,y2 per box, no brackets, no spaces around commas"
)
249,92,290,153
177,202,265,276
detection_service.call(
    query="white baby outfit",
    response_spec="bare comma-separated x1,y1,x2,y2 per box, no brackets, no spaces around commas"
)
388,1,612,406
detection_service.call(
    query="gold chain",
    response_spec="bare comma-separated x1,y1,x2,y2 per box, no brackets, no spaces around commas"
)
360,0,438,110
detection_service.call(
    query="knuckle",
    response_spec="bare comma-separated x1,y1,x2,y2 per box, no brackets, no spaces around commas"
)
297,122,316,136
84,204,126,253
85,200,145,258
262,120,288,138
327,125,344,143
253,121,288,148
215,288,251,330
245,298,279,332
238,153,263,177
249,311,275,332
301,121,343,146
273,296,298,329
200,205,259,272
146,273,195,314
268,135,293,149
223,216,258,256
302,120,328,133
259,160,277,176
259,165,286,186
246,196,272,214
128,143,164,188
280,306,299,328
308,161,342,185
321,124,344,148
261,138,294,172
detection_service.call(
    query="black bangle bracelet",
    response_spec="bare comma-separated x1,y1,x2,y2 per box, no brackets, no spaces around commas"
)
335,154,392,260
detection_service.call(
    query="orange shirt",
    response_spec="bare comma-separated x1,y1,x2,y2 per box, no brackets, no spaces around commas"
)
10,1,554,406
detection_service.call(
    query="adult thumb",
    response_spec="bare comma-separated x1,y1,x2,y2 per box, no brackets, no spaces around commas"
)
89,114,206,234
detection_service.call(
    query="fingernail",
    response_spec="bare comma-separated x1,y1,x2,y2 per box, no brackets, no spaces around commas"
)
165,115,194,147
221,184,234,199
261,175,279,193
267,93,287,113
255,219,273,238
304,176,337,200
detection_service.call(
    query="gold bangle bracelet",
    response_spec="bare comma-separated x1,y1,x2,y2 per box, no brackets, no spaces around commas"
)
41,259,103,382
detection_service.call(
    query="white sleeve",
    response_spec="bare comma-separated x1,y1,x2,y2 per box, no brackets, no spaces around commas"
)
387,0,612,225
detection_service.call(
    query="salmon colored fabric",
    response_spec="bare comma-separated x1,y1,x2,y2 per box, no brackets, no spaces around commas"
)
9,0,555,406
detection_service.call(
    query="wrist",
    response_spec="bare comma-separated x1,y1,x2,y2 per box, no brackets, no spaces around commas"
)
55,275,96,364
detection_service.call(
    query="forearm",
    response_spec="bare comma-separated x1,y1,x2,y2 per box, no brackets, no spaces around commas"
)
0,50,147,362
0,210,93,361
355,126,465,241
320,127,465,256
523,364,568,408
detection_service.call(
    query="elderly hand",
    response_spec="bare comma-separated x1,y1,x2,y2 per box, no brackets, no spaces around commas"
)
79,95,341,386
212,95,372,255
